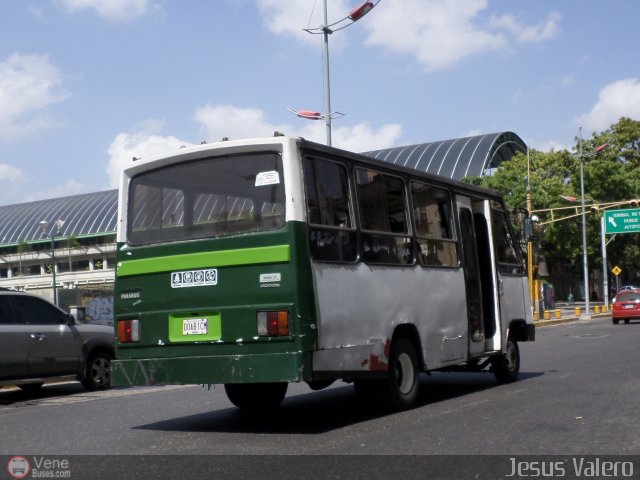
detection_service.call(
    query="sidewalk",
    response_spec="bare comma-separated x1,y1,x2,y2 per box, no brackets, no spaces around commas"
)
534,302,611,327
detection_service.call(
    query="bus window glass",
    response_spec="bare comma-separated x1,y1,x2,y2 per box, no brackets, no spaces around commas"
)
492,209,524,274
304,158,352,228
355,169,413,265
303,157,357,262
410,181,458,267
355,169,407,233
128,153,285,245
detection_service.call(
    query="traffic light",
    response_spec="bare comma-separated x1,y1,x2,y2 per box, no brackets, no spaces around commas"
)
589,205,599,214
631,199,639,207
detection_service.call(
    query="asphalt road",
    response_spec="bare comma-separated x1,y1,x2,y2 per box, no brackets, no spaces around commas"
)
1,317,638,459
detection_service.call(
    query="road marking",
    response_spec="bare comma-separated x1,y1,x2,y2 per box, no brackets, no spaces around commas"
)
0,385,195,410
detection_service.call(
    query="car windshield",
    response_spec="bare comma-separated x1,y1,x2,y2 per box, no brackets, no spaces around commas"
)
616,292,640,302
127,152,286,245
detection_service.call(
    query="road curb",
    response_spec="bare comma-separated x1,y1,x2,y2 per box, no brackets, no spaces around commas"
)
534,313,611,328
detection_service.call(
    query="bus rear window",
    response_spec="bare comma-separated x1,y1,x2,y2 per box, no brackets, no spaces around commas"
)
127,152,285,245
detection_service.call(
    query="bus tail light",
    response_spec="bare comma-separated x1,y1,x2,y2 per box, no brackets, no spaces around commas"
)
257,310,289,336
118,319,140,343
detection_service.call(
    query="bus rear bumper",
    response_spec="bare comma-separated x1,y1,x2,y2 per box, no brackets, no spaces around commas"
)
112,352,303,387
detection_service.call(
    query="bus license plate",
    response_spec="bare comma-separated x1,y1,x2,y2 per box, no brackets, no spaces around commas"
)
182,318,208,335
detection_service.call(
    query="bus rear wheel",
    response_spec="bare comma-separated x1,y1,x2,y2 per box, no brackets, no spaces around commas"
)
224,382,288,412
386,337,420,409
491,336,520,383
354,337,420,411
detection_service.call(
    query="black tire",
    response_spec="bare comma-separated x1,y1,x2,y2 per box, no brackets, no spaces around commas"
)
386,337,420,409
624,319,630,324
612,318,619,325
492,336,520,383
354,337,420,411
18,382,43,393
224,382,288,412
81,350,112,391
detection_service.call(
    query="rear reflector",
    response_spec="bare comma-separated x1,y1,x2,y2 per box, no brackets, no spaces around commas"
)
257,310,289,336
117,319,140,343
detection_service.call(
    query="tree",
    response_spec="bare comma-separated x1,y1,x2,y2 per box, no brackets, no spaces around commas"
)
465,117,640,288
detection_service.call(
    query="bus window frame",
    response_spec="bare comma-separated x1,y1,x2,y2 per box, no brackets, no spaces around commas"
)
491,205,525,276
353,167,415,267
409,180,460,269
302,155,359,265
126,151,287,246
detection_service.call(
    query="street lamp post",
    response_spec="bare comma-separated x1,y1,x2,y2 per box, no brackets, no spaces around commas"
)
39,219,64,305
578,127,590,318
294,0,380,146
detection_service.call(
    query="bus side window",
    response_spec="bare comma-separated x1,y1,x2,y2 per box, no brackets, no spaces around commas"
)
410,181,458,267
492,209,524,274
355,169,413,265
303,157,357,263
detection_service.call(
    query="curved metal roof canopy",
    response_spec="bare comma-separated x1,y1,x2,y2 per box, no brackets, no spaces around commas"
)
0,190,117,246
362,131,526,180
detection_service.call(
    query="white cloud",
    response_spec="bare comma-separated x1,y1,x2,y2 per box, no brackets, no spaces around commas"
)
363,0,507,71
56,0,159,21
256,0,561,72
0,164,25,182
194,104,401,151
256,0,351,46
332,122,403,152
575,78,640,131
490,11,561,43
106,120,190,187
0,53,69,141
195,104,291,141
105,106,402,188
527,138,569,153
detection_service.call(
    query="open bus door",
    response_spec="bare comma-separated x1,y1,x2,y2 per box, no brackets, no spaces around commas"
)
458,197,499,357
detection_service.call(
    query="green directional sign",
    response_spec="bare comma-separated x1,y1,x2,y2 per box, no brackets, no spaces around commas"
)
605,208,640,234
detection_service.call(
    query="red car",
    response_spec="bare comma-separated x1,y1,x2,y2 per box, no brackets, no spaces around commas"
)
612,289,640,324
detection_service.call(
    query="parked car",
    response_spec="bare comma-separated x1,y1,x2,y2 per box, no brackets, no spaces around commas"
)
619,285,639,292
612,289,640,325
0,290,114,391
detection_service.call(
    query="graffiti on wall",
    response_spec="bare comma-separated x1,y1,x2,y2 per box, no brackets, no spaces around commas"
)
85,295,114,326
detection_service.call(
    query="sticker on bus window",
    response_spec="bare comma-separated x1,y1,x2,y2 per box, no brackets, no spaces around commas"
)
255,171,280,186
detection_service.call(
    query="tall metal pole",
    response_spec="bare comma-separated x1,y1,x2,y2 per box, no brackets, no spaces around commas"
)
579,127,590,317
50,234,57,305
322,0,332,146
601,215,609,309
526,148,535,317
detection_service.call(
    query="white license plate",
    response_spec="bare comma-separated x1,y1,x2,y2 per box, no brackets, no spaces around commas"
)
182,318,208,335
625,305,634,309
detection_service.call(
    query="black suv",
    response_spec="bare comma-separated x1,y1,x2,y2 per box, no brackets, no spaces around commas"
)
0,290,114,391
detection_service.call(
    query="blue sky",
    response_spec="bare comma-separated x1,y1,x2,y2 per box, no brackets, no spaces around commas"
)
1,0,639,206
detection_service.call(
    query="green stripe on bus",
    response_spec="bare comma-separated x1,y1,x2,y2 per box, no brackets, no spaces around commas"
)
116,244,290,277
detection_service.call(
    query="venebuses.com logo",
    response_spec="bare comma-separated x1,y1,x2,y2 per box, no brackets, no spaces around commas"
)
7,456,71,479
7,457,30,479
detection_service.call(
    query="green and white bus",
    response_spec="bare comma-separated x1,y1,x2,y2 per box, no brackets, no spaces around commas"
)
112,135,535,411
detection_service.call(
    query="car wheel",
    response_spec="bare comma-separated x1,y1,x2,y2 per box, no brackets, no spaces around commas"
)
492,336,520,383
82,350,112,391
624,319,630,324
612,318,619,325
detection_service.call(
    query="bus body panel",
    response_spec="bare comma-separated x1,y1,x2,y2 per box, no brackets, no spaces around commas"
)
113,221,317,386
311,262,467,372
